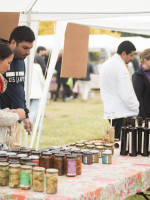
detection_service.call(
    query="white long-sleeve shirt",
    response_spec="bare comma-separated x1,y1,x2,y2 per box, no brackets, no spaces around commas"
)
100,53,139,119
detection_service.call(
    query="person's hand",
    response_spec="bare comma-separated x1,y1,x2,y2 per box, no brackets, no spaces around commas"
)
23,118,33,132
8,108,25,120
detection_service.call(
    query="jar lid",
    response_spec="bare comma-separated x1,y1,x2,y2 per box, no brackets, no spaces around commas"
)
26,162,37,167
17,154,27,158
42,152,52,156
94,143,103,146
20,149,31,153
21,157,31,161
80,149,89,152
9,155,19,159
70,148,80,151
86,145,95,148
29,155,39,159
67,154,77,158
63,147,71,151
0,154,7,158
85,142,93,145
50,150,60,154
55,153,65,157
0,162,9,166
19,147,27,150
9,164,21,168
33,167,45,171
105,144,113,147
32,151,41,155
96,146,104,149
7,152,17,156
103,150,112,155
28,148,36,151
0,151,7,155
84,151,93,155
11,149,20,153
91,150,99,154
76,144,84,146
46,169,58,174
21,165,32,170
9,161,20,164
69,143,76,146
73,150,82,153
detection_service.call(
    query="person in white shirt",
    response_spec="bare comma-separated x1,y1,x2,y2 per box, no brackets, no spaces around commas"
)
100,41,139,139
29,62,45,123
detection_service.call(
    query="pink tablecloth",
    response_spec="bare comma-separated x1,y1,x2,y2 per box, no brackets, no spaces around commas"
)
0,149,150,200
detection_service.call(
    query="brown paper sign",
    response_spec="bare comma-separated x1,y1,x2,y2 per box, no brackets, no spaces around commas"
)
0,12,20,40
61,23,89,78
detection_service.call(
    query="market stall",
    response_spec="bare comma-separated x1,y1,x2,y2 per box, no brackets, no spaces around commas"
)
0,149,150,200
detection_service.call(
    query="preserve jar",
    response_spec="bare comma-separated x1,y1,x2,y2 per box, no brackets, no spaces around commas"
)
51,151,60,168
102,150,112,164
46,169,58,194
17,154,27,163
86,145,95,150
33,167,45,192
11,149,20,154
83,152,93,165
0,162,9,186
0,154,8,162
41,152,52,169
29,155,40,167
69,143,76,148
63,152,71,174
20,149,31,156
26,162,37,168
53,154,64,176
21,157,31,165
91,150,99,163
95,146,104,158
76,144,85,149
9,164,21,188
75,154,82,175
66,155,76,177
20,165,32,190
9,155,20,163
105,143,114,155
9,161,20,165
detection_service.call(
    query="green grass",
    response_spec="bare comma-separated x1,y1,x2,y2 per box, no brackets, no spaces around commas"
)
21,90,149,200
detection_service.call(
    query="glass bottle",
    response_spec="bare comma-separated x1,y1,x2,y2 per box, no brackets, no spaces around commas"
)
137,117,143,155
129,127,137,156
120,126,129,155
33,167,45,192
141,127,149,157
20,165,32,190
9,164,21,188
46,169,58,194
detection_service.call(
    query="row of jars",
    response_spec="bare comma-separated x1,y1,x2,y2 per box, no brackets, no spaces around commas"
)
0,163,58,194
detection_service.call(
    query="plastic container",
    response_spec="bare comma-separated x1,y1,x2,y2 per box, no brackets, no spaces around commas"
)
20,165,32,190
46,169,58,194
33,167,45,192
9,164,21,188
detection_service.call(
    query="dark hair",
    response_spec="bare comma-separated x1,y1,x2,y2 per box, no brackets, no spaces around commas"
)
9,26,35,44
117,41,136,55
37,46,46,53
0,42,13,60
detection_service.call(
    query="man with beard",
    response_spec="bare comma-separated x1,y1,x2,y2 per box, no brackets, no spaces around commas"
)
100,41,139,139
0,26,35,133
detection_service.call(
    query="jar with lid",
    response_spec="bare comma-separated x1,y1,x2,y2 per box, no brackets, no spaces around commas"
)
41,152,52,169
19,147,27,151
46,169,58,194
66,155,76,177
9,155,20,163
31,151,41,166
26,162,37,168
21,157,31,165
20,165,32,190
29,155,40,167
0,162,9,186
69,142,76,148
94,142,103,147
0,151,7,155
51,151,60,168
11,149,20,154
95,146,104,158
33,167,45,192
102,150,112,164
86,145,95,150
70,147,80,152
63,152,71,174
104,144,114,155
83,152,93,165
91,150,99,163
28,148,36,156
72,150,82,155
17,154,27,163
0,154,8,162
75,154,82,175
53,154,64,176
20,149,31,156
9,164,21,188
7,152,17,162
76,144,85,149
85,141,93,146
9,161,20,165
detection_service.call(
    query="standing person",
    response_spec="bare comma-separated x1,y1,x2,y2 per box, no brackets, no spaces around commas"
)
34,46,47,77
100,41,139,139
0,26,35,134
0,42,25,148
29,61,45,123
77,63,94,102
132,49,150,118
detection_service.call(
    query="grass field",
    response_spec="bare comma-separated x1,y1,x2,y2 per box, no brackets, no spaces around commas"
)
22,90,149,200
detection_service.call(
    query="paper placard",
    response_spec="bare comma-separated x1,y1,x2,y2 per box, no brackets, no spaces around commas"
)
0,12,20,40
61,23,89,78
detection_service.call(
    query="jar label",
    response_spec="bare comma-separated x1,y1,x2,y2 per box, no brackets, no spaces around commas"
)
67,160,76,176
31,160,39,167
82,155,87,164
20,172,30,186
102,156,108,164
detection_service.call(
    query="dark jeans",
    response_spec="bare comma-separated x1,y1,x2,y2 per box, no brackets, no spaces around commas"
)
109,118,124,139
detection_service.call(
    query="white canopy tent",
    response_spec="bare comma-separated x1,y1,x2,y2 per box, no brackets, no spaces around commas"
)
1,0,150,148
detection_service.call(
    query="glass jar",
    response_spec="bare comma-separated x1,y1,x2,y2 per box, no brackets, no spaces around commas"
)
41,152,52,169
105,144,114,155
66,155,76,177
31,151,42,166
86,145,95,150
20,165,32,190
21,157,31,165
0,151,7,155
51,151,60,168
0,154,8,162
94,142,103,147
11,149,20,154
76,144,85,149
7,152,17,157
63,152,71,174
26,162,37,168
9,155,20,163
17,154,27,163
73,150,82,155
83,152,93,165
54,154,64,176
20,149,31,156
95,146,104,158
0,162,9,186
91,150,99,163
102,150,112,164
9,164,21,188
75,154,82,175
33,167,45,192
29,155,40,167
46,169,58,194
